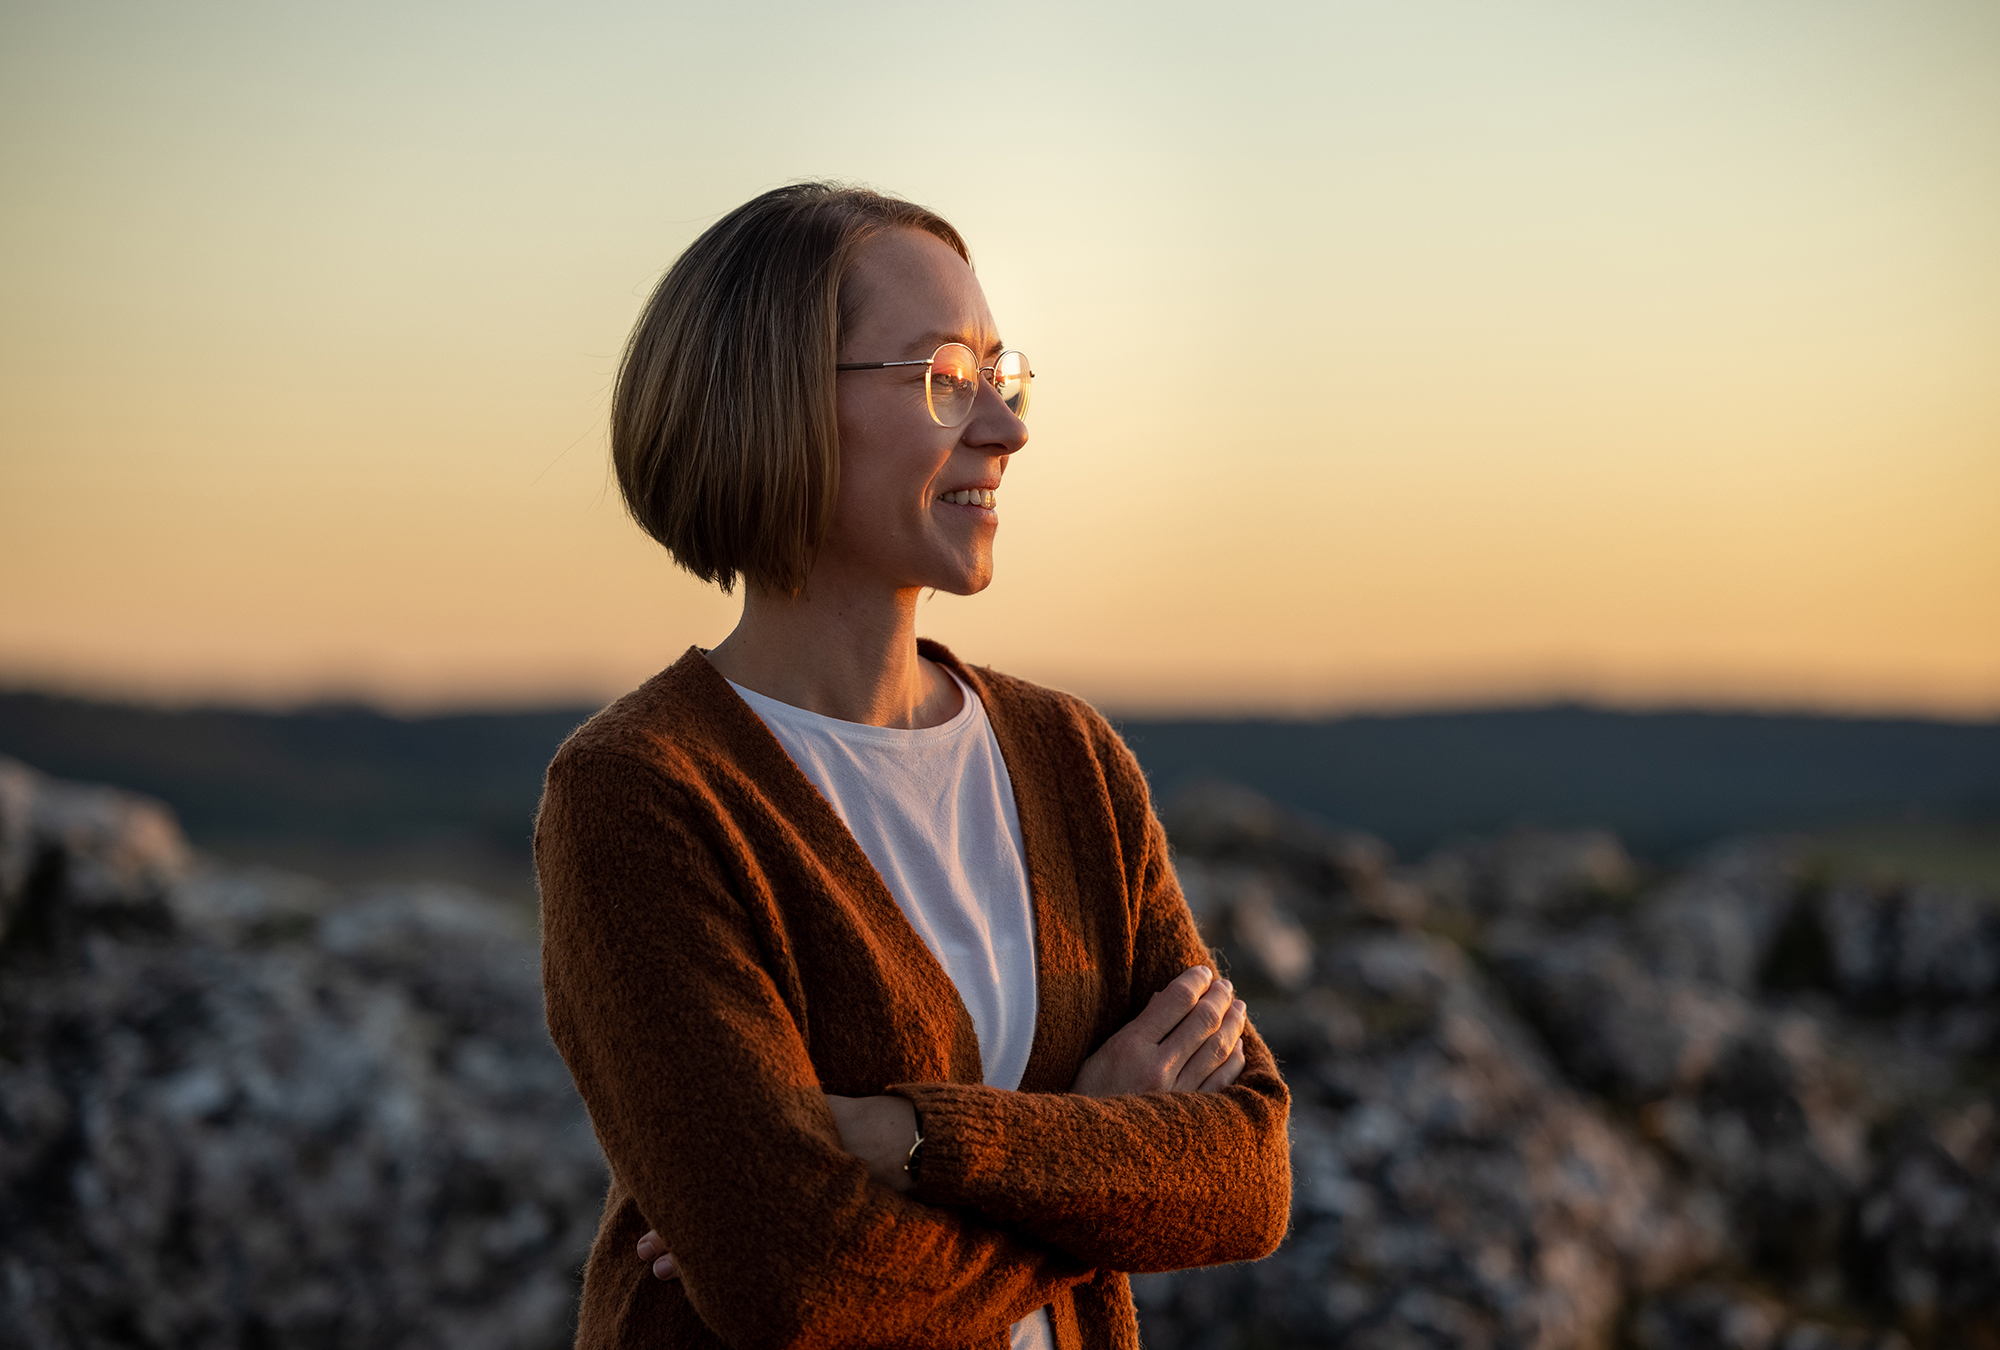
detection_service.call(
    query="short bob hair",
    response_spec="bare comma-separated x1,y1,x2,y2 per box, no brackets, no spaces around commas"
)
611,182,970,594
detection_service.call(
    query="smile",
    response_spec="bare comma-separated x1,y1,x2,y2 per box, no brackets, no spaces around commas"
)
939,489,996,509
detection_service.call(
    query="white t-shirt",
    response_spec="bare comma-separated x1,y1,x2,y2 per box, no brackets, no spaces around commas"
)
728,668,1055,1350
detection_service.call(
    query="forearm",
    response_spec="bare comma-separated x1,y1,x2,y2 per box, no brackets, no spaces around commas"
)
890,1031,1292,1272
889,712,1293,1273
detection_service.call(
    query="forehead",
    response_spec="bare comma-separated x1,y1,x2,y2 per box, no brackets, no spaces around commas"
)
844,228,997,356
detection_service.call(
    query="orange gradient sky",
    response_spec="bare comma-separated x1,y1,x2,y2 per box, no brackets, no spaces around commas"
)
2,1,1996,715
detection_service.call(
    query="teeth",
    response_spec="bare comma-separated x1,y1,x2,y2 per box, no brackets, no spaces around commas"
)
941,489,996,508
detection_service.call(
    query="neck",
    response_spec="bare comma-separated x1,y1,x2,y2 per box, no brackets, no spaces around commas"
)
705,572,960,729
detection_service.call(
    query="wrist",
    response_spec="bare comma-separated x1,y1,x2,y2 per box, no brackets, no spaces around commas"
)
868,1094,918,1193
903,1112,925,1187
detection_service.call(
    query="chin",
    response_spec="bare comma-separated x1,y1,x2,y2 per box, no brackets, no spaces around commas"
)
914,541,996,597
929,559,995,597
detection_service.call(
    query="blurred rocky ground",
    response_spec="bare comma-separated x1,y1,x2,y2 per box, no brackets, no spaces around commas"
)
1142,782,1999,1350
0,758,605,1349
3,758,1996,1349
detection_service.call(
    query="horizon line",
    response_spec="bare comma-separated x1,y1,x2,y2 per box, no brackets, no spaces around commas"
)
4,678,1997,729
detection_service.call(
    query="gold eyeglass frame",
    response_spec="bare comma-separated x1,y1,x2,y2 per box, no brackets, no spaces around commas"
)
835,342,1034,428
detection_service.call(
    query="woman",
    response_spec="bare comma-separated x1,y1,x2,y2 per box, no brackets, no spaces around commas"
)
535,182,1291,1350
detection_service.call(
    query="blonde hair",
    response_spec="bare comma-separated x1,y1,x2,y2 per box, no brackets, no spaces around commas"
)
611,182,970,594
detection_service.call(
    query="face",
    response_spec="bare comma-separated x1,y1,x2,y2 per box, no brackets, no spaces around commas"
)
823,228,1028,597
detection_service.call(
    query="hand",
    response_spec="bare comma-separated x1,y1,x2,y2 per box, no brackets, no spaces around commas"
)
1070,964,1247,1098
636,1229,678,1281
824,1093,919,1194
636,1093,920,1281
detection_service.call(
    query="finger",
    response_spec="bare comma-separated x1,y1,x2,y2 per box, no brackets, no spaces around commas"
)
1157,979,1234,1075
1174,997,1246,1093
1170,998,1238,1093
637,1229,663,1262
652,1253,680,1280
1198,1038,1247,1094
1173,996,1245,1092
1125,966,1216,1045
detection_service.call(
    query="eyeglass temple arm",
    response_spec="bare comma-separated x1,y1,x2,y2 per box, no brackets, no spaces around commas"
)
834,360,1036,376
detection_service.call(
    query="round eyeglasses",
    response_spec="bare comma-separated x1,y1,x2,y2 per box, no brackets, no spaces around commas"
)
835,343,1033,429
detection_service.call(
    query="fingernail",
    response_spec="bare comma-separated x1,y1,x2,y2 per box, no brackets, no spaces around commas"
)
1233,1000,1246,1014
1197,966,1212,981
654,1255,676,1279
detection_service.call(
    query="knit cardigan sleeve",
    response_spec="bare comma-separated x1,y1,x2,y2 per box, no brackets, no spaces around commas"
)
888,698,1293,1274
537,746,1092,1350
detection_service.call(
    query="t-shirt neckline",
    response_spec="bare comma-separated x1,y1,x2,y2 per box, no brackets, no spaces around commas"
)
724,666,980,743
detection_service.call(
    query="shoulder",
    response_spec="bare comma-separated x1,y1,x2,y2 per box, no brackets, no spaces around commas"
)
558,646,724,761
535,650,804,928
540,646,791,834
552,646,764,780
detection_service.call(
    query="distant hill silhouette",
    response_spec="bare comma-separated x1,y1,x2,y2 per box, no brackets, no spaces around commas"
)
0,691,596,898
1116,708,2000,856
2,690,1996,891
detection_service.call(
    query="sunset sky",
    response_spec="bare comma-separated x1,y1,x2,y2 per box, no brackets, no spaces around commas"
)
3,0,1996,715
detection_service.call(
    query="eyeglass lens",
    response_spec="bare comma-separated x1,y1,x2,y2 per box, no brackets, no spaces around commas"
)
994,350,1030,419
925,344,1032,428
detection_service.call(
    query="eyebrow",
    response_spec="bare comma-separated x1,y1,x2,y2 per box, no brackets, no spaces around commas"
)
903,330,1005,360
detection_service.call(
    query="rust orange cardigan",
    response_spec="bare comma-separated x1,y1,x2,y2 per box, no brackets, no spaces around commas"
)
535,642,1291,1350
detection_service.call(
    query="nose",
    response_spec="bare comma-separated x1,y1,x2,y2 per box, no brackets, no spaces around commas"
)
964,375,1028,456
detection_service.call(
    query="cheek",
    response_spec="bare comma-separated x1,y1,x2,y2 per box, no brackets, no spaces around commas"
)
829,441,939,545
832,408,887,514
838,422,948,507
